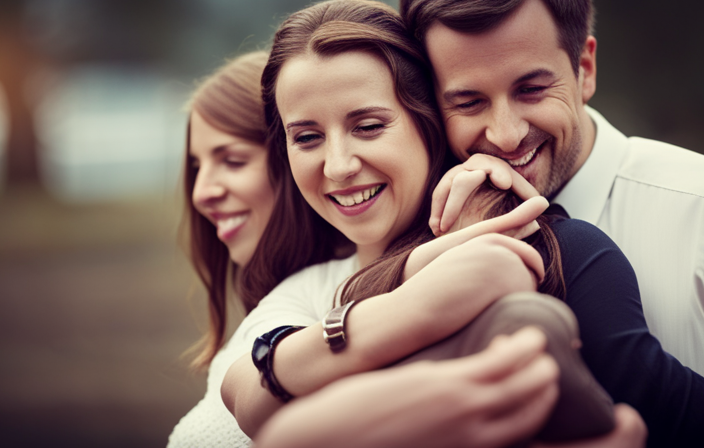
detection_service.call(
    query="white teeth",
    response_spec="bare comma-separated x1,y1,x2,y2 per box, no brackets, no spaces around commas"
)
331,185,382,207
217,214,248,233
506,147,538,167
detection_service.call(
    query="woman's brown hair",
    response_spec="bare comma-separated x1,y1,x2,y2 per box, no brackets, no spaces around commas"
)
247,0,450,311
182,51,270,370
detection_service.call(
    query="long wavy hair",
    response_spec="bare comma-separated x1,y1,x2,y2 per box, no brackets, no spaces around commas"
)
182,51,271,370
249,0,450,311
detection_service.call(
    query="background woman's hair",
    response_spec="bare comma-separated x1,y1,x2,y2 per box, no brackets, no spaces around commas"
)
250,0,450,310
341,183,566,305
182,51,269,370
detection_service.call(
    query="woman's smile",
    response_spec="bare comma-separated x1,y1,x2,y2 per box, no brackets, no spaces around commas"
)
328,184,387,216
276,50,429,264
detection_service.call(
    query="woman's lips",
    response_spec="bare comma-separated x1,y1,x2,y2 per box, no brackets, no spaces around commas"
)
329,184,384,206
215,213,249,241
328,184,386,217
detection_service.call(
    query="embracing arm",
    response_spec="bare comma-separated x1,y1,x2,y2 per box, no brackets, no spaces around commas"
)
254,327,560,448
222,234,545,437
554,218,704,447
404,195,548,281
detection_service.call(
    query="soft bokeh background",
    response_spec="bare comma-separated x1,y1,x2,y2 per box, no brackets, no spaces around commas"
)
0,0,702,446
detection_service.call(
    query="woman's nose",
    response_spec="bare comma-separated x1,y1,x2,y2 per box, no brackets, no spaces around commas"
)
192,167,226,207
323,137,362,182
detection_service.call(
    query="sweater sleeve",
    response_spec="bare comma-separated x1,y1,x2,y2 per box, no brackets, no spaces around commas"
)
552,218,704,447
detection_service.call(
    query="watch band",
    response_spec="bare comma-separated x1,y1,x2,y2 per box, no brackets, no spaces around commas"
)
322,300,358,353
251,325,305,402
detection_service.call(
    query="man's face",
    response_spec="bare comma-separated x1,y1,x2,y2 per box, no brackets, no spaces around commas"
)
425,0,596,197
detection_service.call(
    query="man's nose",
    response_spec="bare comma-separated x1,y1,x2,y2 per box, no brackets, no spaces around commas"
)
323,136,362,182
484,99,529,153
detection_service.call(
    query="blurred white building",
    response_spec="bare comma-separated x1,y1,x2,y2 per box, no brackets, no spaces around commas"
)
36,65,188,202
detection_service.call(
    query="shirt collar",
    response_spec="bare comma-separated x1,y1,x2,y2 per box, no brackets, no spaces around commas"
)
552,106,630,224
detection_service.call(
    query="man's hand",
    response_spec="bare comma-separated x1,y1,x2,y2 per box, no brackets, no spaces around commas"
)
530,404,647,448
431,154,539,236
405,195,549,281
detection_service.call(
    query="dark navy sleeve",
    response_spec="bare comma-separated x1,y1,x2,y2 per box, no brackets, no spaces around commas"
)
550,217,704,448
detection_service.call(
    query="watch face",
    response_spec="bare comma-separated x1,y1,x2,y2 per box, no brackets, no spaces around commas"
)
252,336,270,369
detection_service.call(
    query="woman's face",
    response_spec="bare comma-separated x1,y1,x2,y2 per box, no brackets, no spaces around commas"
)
190,111,276,266
276,51,430,263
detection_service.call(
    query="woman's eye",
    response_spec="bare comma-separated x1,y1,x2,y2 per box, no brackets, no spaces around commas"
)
225,159,246,168
355,122,385,136
294,133,322,145
456,99,481,110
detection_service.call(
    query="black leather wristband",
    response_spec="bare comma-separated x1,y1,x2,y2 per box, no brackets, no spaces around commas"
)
251,325,305,403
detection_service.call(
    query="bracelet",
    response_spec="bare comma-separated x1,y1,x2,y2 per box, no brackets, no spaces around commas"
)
251,325,305,403
322,300,358,353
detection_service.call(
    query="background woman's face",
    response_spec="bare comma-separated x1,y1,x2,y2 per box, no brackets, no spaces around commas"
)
190,111,275,266
275,51,430,261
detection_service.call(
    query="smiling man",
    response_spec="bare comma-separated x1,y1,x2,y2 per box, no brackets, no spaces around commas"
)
401,0,704,378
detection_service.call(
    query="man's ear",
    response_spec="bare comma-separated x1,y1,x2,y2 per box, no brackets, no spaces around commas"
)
580,36,597,103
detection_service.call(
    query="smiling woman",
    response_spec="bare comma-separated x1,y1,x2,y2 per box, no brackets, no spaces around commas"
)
277,50,430,266
169,50,353,447
189,110,274,267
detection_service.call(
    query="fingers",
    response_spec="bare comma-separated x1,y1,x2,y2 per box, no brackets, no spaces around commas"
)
471,233,546,284
477,367,560,448
448,329,559,448
431,165,467,236
510,168,541,200
440,170,487,234
471,196,549,237
457,326,549,381
510,220,541,240
463,154,514,190
611,404,648,447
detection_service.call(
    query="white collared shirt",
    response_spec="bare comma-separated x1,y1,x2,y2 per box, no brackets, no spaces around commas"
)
554,107,704,374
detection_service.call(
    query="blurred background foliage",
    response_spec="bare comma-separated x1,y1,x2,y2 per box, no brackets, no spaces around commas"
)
0,0,702,446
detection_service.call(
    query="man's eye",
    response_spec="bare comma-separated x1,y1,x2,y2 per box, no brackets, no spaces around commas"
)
519,85,547,95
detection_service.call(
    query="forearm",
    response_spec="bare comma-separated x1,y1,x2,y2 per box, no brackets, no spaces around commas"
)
406,196,547,281
225,288,478,437
225,236,541,436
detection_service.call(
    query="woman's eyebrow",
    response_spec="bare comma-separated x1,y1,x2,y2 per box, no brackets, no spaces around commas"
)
346,106,392,119
285,119,317,132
